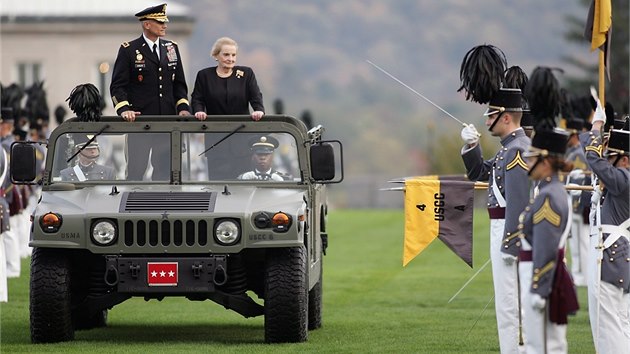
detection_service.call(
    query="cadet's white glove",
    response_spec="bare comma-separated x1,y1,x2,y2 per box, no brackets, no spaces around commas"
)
502,253,517,266
590,86,606,125
531,293,546,312
461,124,480,145
566,184,583,197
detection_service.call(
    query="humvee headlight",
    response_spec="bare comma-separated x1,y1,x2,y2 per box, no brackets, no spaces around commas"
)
91,220,117,246
271,212,292,233
214,219,240,245
40,212,62,233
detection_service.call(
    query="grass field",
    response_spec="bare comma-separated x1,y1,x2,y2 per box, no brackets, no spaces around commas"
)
0,209,594,353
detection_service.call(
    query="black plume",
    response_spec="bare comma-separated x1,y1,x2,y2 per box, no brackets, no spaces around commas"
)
524,67,560,130
66,83,101,122
504,66,528,90
457,44,507,104
559,88,575,119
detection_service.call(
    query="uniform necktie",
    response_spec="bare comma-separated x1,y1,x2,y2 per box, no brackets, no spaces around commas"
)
152,43,159,62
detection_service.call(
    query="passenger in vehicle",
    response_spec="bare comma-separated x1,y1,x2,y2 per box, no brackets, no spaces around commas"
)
238,136,290,181
60,140,115,181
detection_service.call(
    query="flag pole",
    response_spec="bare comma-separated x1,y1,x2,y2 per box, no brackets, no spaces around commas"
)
598,50,606,105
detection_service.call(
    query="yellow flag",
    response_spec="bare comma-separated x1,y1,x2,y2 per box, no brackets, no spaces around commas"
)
590,0,612,51
403,178,475,267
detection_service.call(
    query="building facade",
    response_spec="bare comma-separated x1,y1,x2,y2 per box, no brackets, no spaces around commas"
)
0,1,193,118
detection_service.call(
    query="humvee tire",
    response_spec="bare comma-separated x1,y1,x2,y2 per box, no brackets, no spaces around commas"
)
308,259,322,330
30,247,74,343
264,246,308,343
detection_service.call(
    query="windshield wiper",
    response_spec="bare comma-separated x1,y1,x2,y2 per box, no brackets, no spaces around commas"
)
198,124,246,156
66,124,110,163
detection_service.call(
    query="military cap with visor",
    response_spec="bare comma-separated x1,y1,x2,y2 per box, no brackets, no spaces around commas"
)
135,3,169,22
251,136,279,154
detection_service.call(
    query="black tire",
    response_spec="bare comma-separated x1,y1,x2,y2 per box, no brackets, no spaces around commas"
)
74,309,108,330
264,246,308,343
30,247,75,343
308,259,323,330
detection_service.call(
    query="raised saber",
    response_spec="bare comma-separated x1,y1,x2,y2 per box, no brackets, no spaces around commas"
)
366,59,467,126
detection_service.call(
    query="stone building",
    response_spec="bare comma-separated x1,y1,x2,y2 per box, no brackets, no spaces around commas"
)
0,0,193,118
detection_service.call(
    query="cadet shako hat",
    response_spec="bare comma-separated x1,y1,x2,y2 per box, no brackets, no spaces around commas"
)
521,108,534,129
251,136,278,154
523,128,569,158
1,107,14,123
484,88,524,116
565,118,584,134
605,129,629,157
135,3,169,23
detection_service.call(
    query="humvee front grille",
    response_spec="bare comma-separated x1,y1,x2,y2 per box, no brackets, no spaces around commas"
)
120,192,217,212
123,219,209,247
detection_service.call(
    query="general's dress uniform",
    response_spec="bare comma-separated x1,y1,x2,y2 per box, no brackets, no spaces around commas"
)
109,4,190,181
565,119,590,286
461,88,531,353
579,128,630,354
518,129,577,354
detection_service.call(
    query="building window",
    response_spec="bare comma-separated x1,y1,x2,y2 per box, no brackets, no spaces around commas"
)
17,62,42,87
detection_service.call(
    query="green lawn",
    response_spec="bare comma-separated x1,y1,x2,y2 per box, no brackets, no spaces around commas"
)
0,209,594,353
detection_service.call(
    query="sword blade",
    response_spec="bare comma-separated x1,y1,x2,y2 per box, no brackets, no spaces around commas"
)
366,60,466,126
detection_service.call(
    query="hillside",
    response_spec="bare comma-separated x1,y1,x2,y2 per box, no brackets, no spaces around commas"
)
183,0,598,206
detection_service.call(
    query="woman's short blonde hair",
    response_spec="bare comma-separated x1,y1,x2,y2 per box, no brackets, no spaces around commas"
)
211,37,238,57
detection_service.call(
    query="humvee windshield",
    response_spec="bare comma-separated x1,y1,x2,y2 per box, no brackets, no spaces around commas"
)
50,132,301,183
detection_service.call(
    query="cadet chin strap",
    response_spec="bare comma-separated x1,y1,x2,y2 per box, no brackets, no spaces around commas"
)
487,111,505,133
527,156,544,177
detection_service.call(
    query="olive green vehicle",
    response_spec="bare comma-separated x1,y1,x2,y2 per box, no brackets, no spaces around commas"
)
12,115,343,344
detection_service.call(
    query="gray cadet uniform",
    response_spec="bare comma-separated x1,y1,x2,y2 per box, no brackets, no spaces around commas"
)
519,175,572,353
461,88,531,354
565,120,591,286
580,128,630,354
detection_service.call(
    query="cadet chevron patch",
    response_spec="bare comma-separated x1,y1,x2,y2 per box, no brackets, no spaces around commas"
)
585,144,603,157
533,198,561,226
506,150,528,171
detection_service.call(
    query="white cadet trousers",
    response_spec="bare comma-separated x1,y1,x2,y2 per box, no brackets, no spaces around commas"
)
568,214,588,286
490,219,525,354
3,215,21,277
0,234,7,302
587,234,630,354
18,209,32,258
519,261,568,354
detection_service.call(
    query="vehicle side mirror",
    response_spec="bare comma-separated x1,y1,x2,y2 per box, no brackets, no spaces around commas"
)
10,142,37,183
310,140,343,183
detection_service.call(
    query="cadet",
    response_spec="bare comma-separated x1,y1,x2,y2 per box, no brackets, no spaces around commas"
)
238,136,289,181
458,44,531,353
60,139,115,181
580,100,630,354
110,3,190,180
564,118,590,286
519,128,578,354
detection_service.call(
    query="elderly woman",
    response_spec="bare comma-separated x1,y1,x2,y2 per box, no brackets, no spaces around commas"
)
192,37,265,121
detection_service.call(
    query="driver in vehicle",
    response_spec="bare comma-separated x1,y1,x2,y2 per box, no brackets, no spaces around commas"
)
238,136,290,181
60,139,116,181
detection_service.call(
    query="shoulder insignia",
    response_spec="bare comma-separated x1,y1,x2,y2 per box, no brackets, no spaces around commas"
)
533,198,561,227
121,41,130,48
506,150,528,171
585,144,603,157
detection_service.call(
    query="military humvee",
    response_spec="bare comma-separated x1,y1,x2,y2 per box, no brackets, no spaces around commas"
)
11,115,343,344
